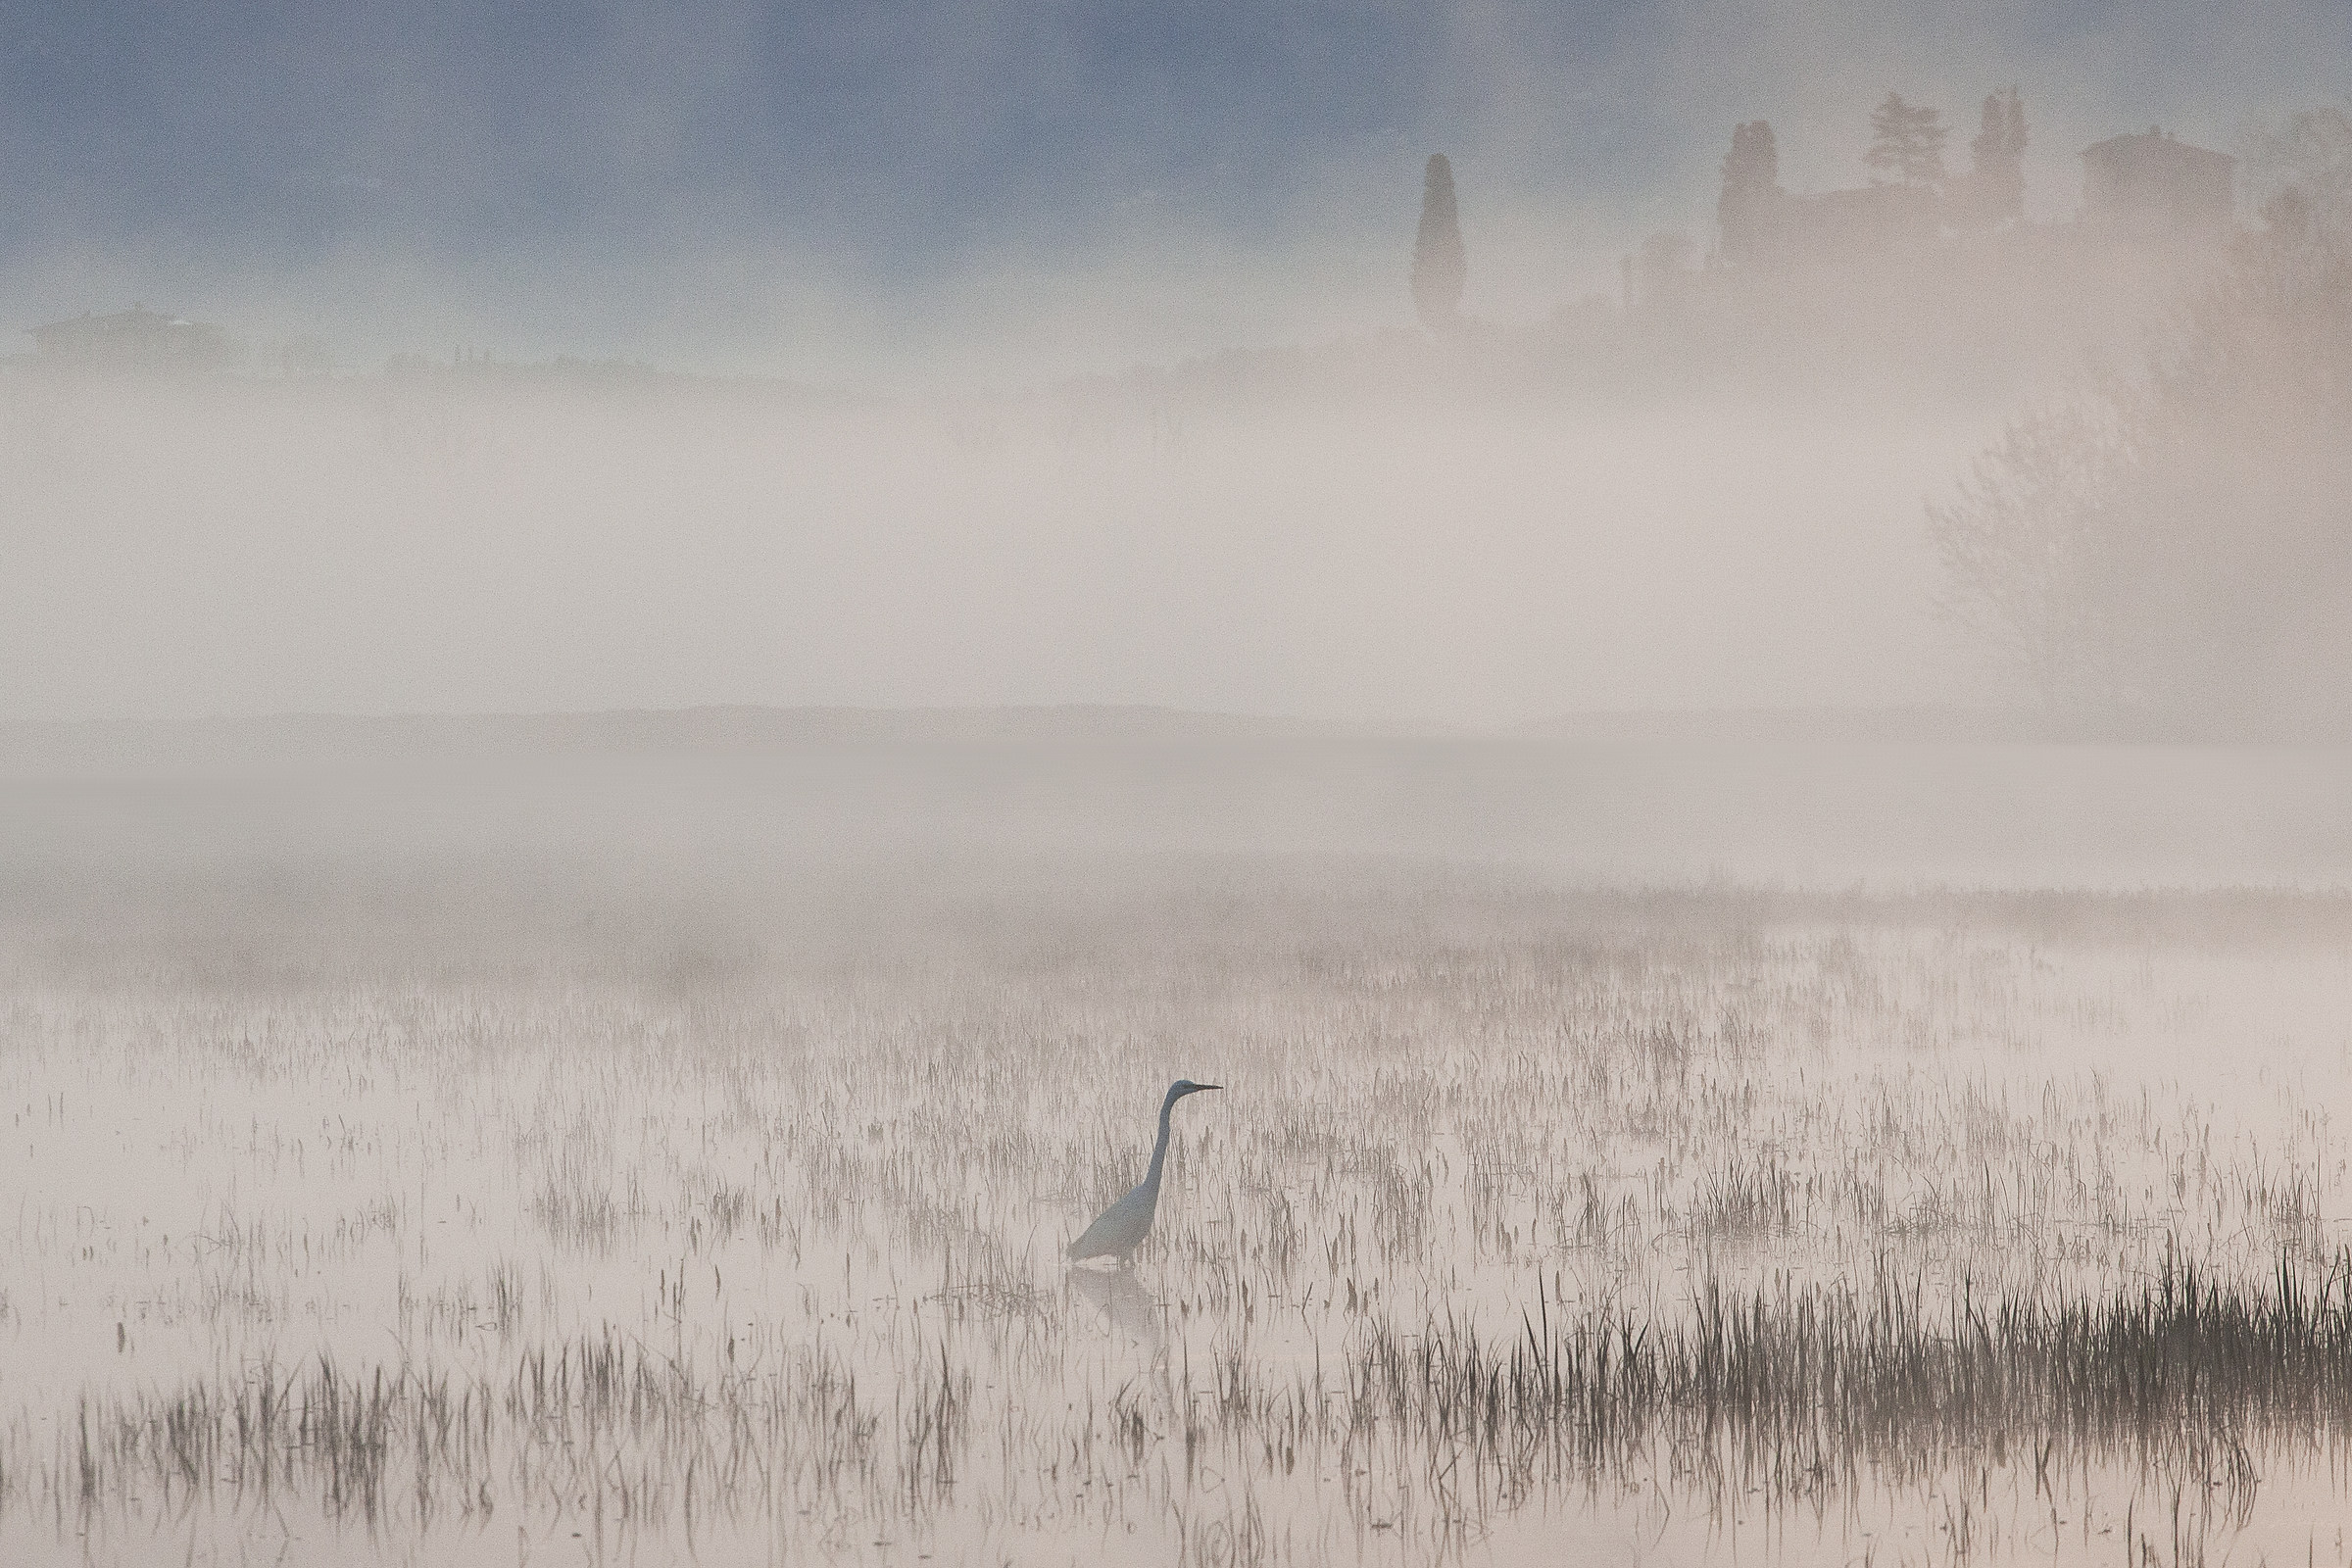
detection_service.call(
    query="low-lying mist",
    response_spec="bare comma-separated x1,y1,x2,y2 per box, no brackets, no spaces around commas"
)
0,226,2251,729
0,379,1969,724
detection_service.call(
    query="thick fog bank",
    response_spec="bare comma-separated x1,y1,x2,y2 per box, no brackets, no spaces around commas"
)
0,364,2001,727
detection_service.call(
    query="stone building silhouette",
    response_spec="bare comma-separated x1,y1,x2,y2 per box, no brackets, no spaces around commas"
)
29,307,237,370
2081,130,2235,234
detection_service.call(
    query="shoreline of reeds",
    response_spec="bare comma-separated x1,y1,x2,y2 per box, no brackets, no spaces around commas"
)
1352,1249,2348,1492
13,1249,2350,1543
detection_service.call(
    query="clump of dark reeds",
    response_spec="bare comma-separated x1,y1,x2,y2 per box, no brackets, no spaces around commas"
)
7,1329,924,1538
1346,1247,2352,1498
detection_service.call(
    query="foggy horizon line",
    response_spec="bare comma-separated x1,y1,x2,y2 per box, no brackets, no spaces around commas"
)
0,698,2230,734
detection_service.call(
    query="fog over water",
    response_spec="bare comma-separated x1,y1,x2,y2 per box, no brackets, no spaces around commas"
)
4,386,1995,724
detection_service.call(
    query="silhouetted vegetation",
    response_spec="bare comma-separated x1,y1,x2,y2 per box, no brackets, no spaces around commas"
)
1957,87,2029,229
1864,92,1948,187
1411,153,1467,332
1933,214,2352,730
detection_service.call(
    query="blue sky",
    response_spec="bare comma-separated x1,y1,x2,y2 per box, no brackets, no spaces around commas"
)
0,4,1600,261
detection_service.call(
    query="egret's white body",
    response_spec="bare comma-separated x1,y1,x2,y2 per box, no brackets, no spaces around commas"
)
1067,1080,1220,1264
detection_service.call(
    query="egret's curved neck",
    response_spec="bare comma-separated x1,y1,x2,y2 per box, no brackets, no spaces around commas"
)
1142,1090,1181,1191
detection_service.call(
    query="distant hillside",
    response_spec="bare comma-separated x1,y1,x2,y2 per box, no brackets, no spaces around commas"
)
6,703,2312,776
1523,708,2038,745
1054,224,2227,421
0,705,1358,774
1518,707,2254,745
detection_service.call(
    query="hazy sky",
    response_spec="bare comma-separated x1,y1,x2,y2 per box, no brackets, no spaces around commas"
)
3,2,2348,727
3,1,2346,371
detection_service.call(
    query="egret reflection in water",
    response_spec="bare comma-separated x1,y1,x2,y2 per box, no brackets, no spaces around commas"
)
1068,1263,1167,1358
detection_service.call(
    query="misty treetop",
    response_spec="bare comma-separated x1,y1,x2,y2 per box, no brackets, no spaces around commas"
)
1932,211,2352,733
1958,88,2029,229
2242,108,2352,237
1717,122,1781,268
1864,93,1950,187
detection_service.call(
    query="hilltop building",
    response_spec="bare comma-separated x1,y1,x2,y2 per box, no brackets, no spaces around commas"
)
28,307,238,370
1715,161,1945,269
1774,182,1942,261
2081,130,2235,234
1708,101,2241,279
1715,93,2018,270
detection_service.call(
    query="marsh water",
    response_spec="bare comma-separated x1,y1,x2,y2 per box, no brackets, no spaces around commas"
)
6,731,2352,1566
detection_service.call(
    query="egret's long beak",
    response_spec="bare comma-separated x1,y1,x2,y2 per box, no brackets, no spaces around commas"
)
1195,1083,1223,1092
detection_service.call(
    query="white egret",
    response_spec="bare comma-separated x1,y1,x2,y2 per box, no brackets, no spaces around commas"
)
1067,1080,1221,1264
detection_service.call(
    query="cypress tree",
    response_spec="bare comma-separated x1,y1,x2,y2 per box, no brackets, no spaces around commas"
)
1412,154,1467,331
1967,88,2029,226
1718,121,1784,264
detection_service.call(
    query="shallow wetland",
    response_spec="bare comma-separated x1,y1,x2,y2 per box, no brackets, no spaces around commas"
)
7,849,2352,1566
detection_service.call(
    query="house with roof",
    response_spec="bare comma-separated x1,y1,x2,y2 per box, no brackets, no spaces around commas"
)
28,307,239,370
2081,130,2235,234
